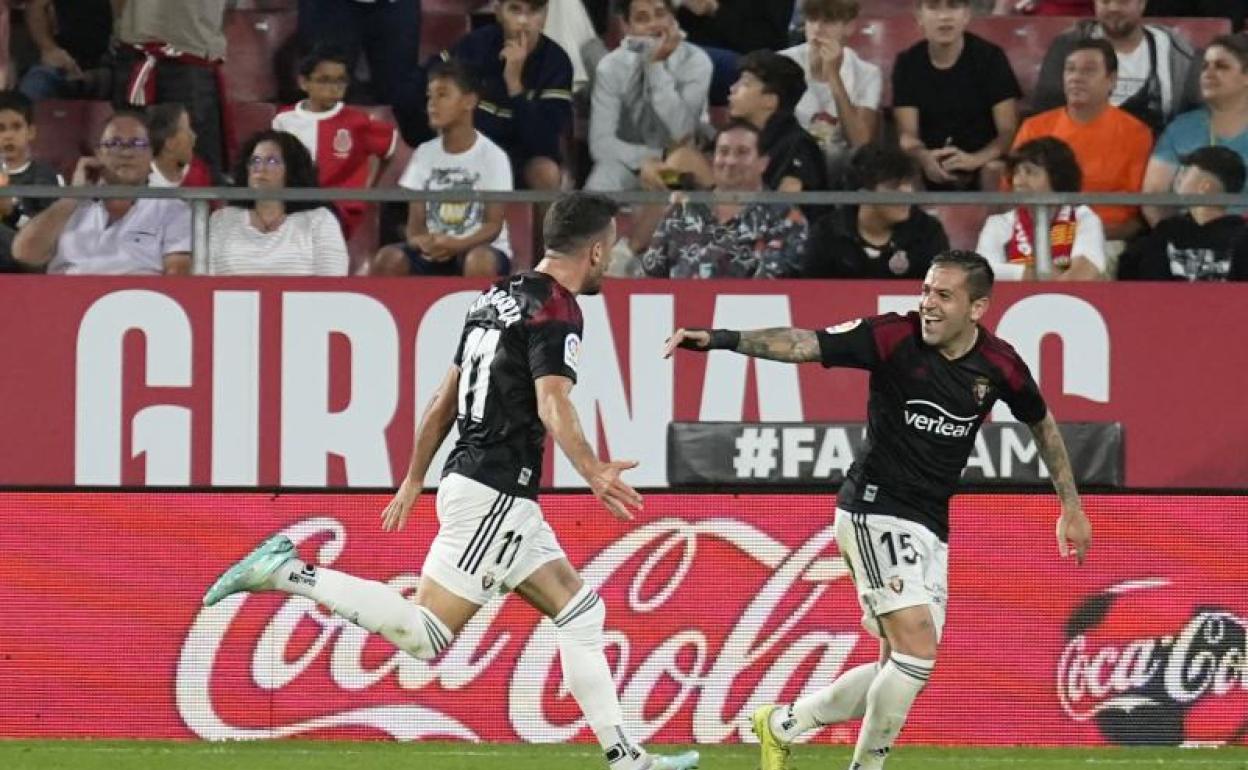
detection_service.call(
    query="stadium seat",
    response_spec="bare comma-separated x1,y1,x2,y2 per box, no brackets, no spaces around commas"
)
926,204,989,252
421,12,472,60
85,100,115,145
1159,17,1233,48
229,101,277,167
32,100,92,178
224,10,299,102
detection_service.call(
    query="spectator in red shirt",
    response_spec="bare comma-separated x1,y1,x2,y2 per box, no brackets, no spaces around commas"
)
274,48,399,239
147,103,217,188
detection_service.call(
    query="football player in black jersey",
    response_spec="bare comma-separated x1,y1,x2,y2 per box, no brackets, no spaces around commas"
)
205,193,698,770
664,250,1091,770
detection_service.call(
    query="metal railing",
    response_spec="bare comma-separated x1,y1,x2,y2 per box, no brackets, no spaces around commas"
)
7,185,1243,277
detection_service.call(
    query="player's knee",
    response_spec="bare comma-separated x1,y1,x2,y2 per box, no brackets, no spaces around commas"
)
552,585,605,643
390,605,455,660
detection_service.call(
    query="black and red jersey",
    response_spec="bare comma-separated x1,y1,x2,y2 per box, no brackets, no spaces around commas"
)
444,271,582,499
818,312,1048,541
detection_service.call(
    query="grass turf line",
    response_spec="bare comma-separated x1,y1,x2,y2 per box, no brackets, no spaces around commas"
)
0,741,1245,770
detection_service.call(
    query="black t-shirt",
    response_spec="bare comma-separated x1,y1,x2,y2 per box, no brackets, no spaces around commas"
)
1117,213,1248,281
53,0,113,68
677,0,795,54
443,271,583,499
801,205,949,279
892,33,1022,153
760,112,827,194
3,160,63,230
818,313,1047,541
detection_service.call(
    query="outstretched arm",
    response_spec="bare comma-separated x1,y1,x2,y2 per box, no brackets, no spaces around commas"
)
381,365,461,531
1029,410,1091,564
662,327,822,363
536,374,643,521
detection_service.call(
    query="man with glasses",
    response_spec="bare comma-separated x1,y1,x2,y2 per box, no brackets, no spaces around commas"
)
274,48,399,239
12,110,192,275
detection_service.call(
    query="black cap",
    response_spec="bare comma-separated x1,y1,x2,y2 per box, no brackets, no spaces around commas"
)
1179,145,1246,194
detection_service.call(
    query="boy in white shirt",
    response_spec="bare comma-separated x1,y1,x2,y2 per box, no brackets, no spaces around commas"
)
781,0,881,179
372,59,513,277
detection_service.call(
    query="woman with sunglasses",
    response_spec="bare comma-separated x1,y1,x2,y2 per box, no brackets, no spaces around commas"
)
206,129,348,275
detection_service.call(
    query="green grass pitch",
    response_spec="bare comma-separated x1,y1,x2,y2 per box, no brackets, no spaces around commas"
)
1,741,1246,770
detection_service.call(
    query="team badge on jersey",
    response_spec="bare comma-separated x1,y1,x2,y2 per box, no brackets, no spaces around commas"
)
564,333,582,372
826,319,862,334
332,128,353,158
973,376,991,407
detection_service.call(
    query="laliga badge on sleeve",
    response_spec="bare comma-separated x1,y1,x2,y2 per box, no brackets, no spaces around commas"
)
564,333,582,372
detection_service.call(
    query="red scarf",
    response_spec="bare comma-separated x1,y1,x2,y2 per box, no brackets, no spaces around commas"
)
1007,206,1077,270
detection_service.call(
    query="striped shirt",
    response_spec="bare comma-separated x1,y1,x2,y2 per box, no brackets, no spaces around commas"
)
206,206,348,276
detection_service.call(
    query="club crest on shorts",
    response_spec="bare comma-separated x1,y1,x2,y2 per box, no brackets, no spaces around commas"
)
889,576,905,594
481,570,497,591
973,376,992,407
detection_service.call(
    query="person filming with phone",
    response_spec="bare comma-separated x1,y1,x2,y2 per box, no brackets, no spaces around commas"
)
13,109,192,275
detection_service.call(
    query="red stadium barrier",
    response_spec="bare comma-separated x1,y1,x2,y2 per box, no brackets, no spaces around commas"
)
0,277,1245,489
1,492,1244,746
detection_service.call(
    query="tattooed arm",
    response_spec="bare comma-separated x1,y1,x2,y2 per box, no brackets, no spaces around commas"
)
1029,410,1092,564
662,327,823,363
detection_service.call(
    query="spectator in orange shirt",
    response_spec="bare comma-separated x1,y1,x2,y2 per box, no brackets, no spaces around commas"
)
1013,38,1153,241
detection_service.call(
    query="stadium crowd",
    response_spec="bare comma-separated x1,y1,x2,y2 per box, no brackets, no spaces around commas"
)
0,0,1244,280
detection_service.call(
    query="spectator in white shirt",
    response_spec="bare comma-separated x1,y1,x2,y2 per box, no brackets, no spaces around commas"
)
372,59,513,277
976,136,1106,280
781,0,881,179
13,109,192,274
206,129,349,276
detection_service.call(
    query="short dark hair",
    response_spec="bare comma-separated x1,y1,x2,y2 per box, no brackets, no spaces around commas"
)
617,0,677,17
104,107,150,141
230,129,324,214
715,118,762,149
1208,33,1248,73
801,0,860,22
0,90,33,125
428,58,482,97
1069,38,1118,74
847,142,917,190
147,102,188,157
499,0,549,10
298,46,351,79
738,50,807,115
543,192,620,254
1007,137,1082,194
933,250,994,301
1180,145,1247,194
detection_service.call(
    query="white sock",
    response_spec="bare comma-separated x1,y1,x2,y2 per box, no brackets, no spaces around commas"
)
849,653,934,769
554,585,648,769
770,661,881,742
273,559,453,659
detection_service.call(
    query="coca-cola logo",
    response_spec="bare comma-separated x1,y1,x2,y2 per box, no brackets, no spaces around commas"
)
176,515,865,742
1056,578,1248,746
